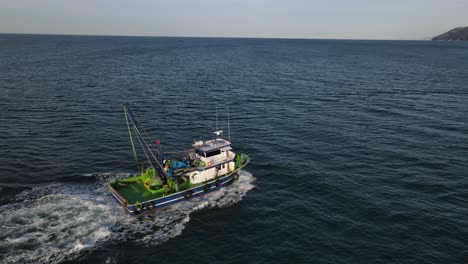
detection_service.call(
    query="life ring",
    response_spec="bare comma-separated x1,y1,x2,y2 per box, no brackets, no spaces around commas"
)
203,184,211,193
208,161,212,166
233,173,239,181
184,190,193,200
215,179,221,187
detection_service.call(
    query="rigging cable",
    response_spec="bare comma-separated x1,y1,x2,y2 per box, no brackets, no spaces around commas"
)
124,108,139,169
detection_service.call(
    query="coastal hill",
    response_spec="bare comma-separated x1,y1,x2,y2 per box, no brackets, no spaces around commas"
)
432,27,468,41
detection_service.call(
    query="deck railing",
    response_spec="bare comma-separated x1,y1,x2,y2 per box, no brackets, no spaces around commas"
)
201,153,235,167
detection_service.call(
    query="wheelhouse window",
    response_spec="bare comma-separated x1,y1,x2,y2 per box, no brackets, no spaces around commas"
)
205,149,221,158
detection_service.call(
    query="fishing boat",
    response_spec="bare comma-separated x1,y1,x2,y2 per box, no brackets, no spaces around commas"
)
108,106,250,215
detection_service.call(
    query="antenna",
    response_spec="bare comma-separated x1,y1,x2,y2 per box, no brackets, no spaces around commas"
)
216,105,219,131
227,106,231,141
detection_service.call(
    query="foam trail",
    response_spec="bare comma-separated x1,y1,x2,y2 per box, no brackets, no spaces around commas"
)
0,183,123,264
0,171,255,263
113,170,256,246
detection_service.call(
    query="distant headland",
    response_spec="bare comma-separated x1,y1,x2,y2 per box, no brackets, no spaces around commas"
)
432,27,468,41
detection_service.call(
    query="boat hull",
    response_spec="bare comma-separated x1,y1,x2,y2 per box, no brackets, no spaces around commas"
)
108,171,239,215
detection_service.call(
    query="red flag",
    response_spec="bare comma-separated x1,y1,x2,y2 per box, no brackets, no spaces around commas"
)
155,139,160,145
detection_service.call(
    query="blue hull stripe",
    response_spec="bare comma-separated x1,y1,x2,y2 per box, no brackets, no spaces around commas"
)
109,172,237,215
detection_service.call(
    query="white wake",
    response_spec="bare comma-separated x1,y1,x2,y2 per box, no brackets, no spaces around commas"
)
0,171,255,264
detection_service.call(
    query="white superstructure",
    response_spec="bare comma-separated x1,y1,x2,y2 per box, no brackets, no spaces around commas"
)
188,132,236,184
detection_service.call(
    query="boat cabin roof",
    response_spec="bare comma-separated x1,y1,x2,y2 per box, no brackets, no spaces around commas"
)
193,138,231,153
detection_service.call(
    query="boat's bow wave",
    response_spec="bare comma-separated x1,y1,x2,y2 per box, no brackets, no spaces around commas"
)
0,171,255,264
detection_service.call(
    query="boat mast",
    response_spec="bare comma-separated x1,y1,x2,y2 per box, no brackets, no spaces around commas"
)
227,106,231,142
124,105,168,185
124,106,139,169
216,105,219,131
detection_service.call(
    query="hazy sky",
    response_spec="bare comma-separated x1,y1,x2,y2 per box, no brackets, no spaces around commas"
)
0,0,467,40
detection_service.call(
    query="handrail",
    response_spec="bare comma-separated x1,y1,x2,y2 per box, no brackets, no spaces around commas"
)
202,153,235,167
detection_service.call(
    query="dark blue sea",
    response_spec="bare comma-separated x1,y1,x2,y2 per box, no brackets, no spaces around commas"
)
1,34,468,264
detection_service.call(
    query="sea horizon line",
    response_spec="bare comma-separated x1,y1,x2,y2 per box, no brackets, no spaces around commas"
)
0,32,429,42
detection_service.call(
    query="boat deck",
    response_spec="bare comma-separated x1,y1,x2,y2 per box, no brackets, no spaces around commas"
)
110,153,250,205
112,181,163,204
111,180,197,204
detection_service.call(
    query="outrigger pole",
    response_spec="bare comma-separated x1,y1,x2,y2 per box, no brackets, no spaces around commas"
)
124,107,140,170
124,105,168,185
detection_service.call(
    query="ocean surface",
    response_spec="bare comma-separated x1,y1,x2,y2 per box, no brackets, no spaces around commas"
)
0,34,467,264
